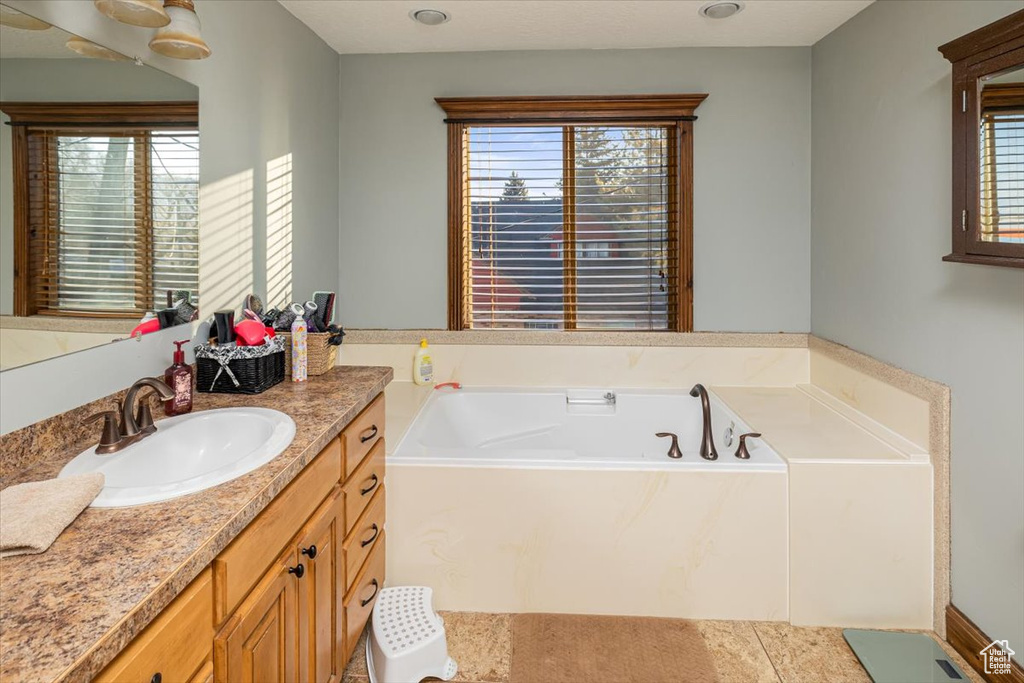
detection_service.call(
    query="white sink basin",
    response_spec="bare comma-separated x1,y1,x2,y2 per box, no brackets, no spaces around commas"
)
59,407,296,508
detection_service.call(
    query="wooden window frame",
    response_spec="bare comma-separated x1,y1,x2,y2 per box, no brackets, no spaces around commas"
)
0,101,199,316
939,10,1024,269
436,94,707,332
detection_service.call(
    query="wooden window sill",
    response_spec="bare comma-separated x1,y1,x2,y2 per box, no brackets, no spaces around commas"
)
942,253,1024,269
0,315,137,334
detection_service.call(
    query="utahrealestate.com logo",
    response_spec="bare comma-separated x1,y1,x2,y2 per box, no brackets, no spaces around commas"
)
980,640,1015,676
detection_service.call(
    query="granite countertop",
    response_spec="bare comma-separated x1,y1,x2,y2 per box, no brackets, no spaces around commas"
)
0,365,393,683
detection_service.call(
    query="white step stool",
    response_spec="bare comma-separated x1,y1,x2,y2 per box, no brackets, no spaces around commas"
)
367,586,458,683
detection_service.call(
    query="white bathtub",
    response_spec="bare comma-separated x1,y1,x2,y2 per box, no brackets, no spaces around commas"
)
393,387,785,472
386,386,791,621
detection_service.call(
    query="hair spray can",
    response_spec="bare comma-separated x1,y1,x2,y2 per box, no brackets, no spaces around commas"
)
290,303,308,382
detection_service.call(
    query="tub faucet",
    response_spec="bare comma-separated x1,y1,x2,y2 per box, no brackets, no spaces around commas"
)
689,384,718,461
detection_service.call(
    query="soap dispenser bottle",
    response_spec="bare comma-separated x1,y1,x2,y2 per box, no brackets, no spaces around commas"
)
164,339,194,416
413,338,433,386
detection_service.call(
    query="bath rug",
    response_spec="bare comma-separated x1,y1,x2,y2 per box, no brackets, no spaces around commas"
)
511,612,719,683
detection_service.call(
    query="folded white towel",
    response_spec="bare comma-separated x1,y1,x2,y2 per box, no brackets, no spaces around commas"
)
0,473,104,558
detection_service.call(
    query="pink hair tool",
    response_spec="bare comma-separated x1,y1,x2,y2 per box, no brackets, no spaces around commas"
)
434,382,462,391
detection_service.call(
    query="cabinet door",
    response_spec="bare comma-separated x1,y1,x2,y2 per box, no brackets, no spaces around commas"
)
95,569,213,683
297,486,345,683
215,549,299,683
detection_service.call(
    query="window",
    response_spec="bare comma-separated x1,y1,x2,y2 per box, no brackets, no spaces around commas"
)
979,85,1023,245
437,95,706,331
2,102,199,316
939,13,1024,268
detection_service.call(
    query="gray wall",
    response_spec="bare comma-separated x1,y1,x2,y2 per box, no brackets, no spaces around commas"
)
811,0,1024,661
0,58,198,315
0,57,198,101
338,48,812,332
0,0,340,433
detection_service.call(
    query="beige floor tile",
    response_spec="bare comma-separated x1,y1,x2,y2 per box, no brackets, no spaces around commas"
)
439,611,512,683
343,612,511,682
344,626,370,677
753,622,871,683
695,620,781,683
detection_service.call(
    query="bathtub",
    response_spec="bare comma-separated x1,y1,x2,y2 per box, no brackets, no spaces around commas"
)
392,387,785,471
386,386,790,621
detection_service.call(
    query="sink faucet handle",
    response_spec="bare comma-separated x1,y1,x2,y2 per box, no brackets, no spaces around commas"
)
656,432,683,459
83,411,122,454
735,432,762,460
135,396,157,434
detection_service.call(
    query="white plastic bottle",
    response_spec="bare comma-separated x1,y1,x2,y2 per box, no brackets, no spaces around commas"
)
413,338,433,386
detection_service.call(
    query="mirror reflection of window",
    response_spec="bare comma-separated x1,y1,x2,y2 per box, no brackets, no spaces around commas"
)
0,1,200,371
979,68,1023,245
41,129,200,313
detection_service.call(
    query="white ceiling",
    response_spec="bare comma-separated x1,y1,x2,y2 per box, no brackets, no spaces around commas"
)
278,0,874,55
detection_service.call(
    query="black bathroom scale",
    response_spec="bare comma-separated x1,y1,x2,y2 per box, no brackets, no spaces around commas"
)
843,629,968,682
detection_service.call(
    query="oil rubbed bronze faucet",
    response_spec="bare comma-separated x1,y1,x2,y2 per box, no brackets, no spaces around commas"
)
121,377,174,437
735,432,762,460
84,377,174,454
656,432,683,459
689,384,718,461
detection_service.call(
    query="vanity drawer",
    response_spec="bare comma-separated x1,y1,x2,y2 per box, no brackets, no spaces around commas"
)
343,533,386,661
343,438,384,534
342,394,385,479
343,486,385,590
95,569,213,683
214,438,341,623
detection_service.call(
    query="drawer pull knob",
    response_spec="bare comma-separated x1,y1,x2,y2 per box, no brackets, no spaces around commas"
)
360,474,379,496
288,563,305,579
301,545,317,559
361,523,380,548
151,674,162,683
359,425,379,443
360,578,379,607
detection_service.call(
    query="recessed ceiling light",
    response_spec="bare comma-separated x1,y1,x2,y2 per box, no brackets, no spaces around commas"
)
699,1,744,20
410,9,449,26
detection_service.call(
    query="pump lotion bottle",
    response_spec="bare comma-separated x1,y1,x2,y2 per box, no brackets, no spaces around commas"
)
164,339,194,416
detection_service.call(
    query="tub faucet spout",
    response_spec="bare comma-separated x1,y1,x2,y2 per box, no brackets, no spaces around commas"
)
689,384,718,461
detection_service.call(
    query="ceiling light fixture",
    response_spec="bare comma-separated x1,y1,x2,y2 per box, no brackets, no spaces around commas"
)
93,0,170,28
699,1,744,20
149,0,211,60
410,9,449,26
0,6,52,30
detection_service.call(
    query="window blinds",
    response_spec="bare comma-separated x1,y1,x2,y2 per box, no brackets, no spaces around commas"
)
26,128,199,315
980,108,1024,244
464,125,675,330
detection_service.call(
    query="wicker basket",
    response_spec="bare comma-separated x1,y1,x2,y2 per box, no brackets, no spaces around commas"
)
281,332,338,377
195,340,285,394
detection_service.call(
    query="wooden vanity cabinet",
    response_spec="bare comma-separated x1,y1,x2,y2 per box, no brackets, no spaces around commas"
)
211,393,386,683
295,487,345,683
93,393,387,683
94,568,214,683
214,548,300,683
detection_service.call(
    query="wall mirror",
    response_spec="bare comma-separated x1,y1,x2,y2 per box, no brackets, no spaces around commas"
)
0,2,200,370
940,10,1023,268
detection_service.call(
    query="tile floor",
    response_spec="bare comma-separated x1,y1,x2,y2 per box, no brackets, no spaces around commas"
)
343,612,983,683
